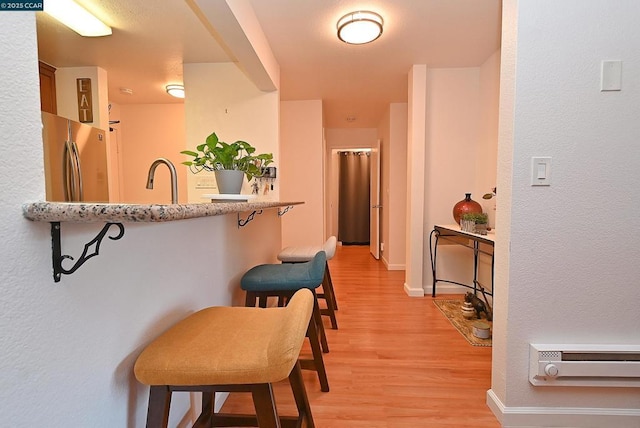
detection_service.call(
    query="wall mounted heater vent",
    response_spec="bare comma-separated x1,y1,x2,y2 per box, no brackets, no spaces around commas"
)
530,344,640,387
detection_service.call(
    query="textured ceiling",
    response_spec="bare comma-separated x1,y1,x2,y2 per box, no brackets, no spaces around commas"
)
36,0,501,128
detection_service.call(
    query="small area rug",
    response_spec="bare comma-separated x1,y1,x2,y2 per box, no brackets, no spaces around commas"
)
433,299,492,347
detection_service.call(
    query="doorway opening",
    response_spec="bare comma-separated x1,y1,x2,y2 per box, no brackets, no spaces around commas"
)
337,150,370,245
326,143,380,259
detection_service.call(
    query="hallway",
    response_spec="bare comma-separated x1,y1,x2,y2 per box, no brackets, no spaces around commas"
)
222,245,499,427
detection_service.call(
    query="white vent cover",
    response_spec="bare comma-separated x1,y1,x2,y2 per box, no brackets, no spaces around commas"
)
530,344,640,387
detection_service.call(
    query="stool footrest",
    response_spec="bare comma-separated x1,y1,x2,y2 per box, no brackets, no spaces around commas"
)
211,413,300,427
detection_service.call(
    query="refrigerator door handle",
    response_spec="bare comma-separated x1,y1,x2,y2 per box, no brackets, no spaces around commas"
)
71,141,83,201
63,140,75,201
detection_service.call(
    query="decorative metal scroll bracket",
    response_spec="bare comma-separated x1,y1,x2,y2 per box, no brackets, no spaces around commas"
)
237,210,263,228
278,205,294,217
51,222,125,283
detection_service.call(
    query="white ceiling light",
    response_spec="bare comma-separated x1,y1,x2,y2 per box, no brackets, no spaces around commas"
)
44,0,112,37
337,11,384,45
166,84,185,98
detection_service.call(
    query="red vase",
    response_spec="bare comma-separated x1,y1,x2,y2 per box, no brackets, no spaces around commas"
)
452,193,482,224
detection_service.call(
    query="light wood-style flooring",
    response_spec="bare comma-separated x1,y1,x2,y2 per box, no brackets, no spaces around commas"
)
222,245,500,427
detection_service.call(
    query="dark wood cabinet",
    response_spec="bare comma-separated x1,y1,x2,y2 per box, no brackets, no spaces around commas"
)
39,61,57,114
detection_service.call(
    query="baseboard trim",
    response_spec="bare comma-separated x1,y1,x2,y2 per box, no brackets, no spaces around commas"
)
487,389,640,427
430,283,468,295
386,263,405,270
404,282,424,297
380,256,405,271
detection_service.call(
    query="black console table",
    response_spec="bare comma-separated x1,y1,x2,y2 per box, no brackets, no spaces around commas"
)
429,224,495,297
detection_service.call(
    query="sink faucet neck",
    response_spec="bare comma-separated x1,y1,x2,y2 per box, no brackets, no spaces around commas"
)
146,158,178,204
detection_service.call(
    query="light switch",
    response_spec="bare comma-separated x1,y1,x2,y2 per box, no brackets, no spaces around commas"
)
601,60,622,91
531,157,551,186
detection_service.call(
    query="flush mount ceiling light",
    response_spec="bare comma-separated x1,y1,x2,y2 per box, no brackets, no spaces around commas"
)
166,84,185,98
44,0,112,37
337,11,384,45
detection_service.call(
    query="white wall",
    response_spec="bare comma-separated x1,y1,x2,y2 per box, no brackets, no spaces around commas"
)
183,63,280,202
280,100,324,247
1,14,282,427
417,62,500,295
478,50,501,227
405,65,428,296
325,128,378,149
424,67,481,294
114,103,188,204
489,1,640,426
378,103,408,269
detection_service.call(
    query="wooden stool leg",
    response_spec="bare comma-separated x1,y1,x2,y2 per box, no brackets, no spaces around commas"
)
319,265,338,329
312,290,329,353
325,263,338,311
146,386,171,428
258,295,268,308
251,383,281,428
289,362,315,428
245,291,257,307
303,313,330,392
195,391,213,427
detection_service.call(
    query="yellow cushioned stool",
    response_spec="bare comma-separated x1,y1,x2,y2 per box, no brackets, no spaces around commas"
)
134,289,315,428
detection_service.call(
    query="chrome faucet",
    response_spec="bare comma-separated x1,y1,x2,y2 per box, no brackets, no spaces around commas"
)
146,158,178,204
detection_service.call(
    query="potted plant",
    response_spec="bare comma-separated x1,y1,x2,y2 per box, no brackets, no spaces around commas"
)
181,132,273,194
461,212,489,235
473,212,489,235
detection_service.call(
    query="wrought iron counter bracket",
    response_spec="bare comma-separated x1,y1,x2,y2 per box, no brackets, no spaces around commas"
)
237,205,294,227
429,225,495,298
50,222,125,283
277,205,294,217
237,210,263,228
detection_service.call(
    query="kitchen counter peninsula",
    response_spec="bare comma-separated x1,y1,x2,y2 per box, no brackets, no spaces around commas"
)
22,200,302,223
23,200,303,283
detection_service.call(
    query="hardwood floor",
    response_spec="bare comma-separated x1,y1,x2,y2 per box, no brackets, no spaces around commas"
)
221,245,500,427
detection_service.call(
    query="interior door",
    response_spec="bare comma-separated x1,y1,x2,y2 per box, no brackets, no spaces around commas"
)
369,139,381,259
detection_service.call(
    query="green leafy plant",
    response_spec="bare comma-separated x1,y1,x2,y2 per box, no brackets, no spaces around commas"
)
180,132,273,181
461,212,488,224
475,213,488,224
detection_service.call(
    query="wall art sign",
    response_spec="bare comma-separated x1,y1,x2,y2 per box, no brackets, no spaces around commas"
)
76,78,93,123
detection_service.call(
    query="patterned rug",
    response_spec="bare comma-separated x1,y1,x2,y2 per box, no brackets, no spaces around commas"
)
433,299,492,347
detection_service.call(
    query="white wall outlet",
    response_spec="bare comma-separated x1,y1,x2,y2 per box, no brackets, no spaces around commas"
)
380,242,384,252
195,177,217,189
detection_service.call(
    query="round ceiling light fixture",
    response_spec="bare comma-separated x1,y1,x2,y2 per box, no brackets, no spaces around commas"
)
165,84,185,98
337,11,384,45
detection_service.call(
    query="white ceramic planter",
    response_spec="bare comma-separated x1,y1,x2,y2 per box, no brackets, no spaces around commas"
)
214,170,244,194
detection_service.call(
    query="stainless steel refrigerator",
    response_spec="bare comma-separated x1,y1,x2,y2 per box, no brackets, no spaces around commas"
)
41,111,109,202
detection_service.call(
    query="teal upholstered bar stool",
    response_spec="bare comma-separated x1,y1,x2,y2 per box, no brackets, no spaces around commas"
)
277,236,339,329
241,251,330,392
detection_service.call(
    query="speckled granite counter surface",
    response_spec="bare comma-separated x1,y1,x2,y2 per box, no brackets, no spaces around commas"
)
23,201,303,223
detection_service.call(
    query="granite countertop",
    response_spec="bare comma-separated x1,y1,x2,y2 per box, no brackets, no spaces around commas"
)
22,200,303,223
